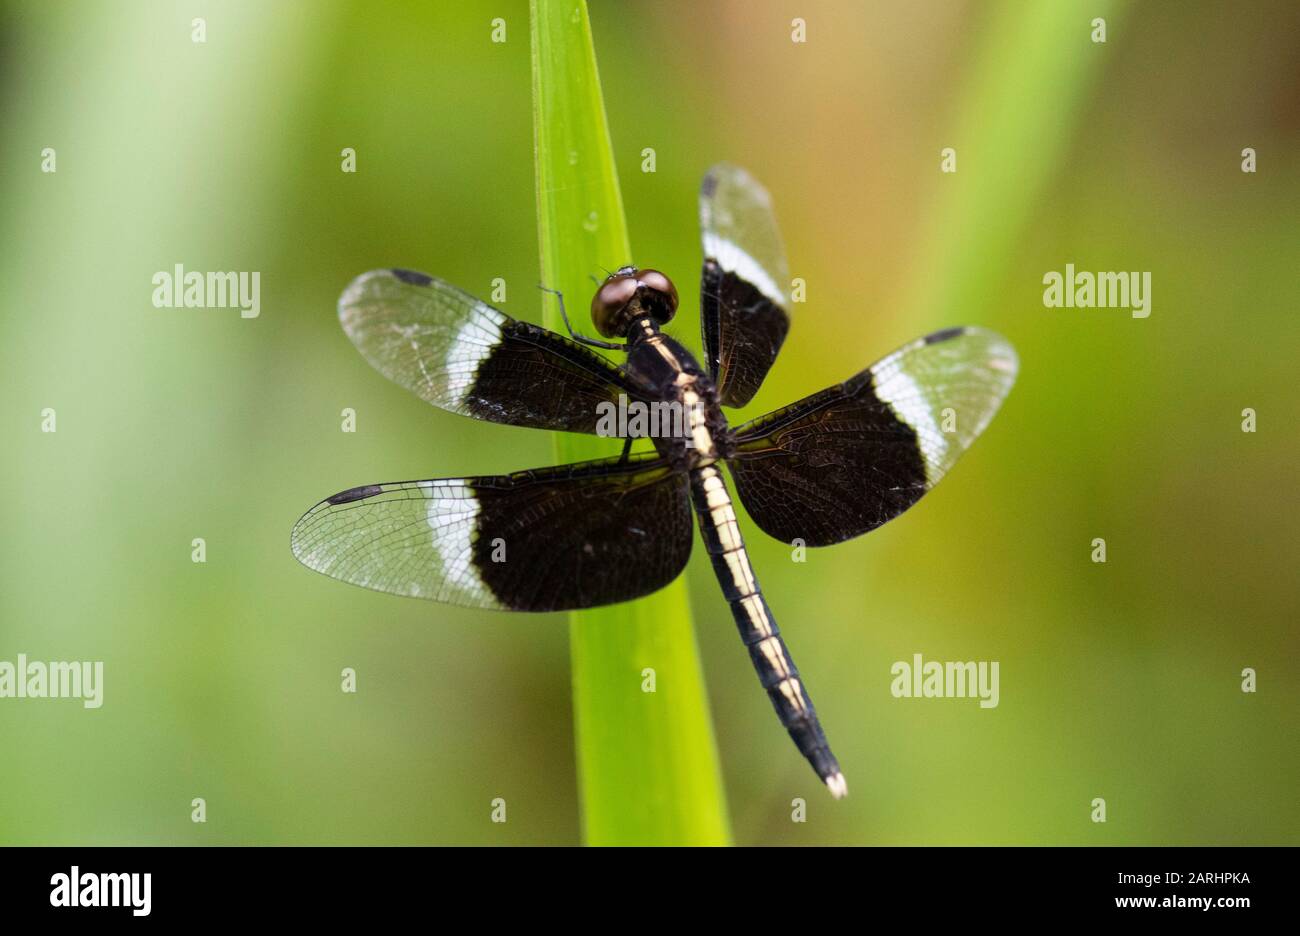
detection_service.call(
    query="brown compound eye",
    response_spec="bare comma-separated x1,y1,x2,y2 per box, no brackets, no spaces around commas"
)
590,273,640,338
634,268,678,324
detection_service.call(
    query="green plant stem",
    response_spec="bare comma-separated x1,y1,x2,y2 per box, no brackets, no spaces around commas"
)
530,0,731,845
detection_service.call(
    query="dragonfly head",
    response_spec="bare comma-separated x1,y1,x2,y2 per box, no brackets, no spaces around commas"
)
590,267,678,338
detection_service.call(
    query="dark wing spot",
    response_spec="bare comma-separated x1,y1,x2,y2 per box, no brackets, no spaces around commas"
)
924,326,966,345
391,268,433,286
327,484,384,505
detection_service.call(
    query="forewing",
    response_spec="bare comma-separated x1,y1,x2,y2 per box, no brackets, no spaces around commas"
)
699,164,792,408
291,453,692,611
339,268,642,433
727,327,1018,546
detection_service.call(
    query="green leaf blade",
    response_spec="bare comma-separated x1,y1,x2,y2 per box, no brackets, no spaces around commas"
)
530,0,731,846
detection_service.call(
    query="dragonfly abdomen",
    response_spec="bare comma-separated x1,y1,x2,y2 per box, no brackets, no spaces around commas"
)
688,464,847,798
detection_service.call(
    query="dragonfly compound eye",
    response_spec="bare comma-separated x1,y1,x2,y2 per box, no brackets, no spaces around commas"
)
590,271,642,337
633,268,678,326
590,268,678,337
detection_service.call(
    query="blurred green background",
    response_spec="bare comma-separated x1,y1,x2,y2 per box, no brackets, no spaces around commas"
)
2,0,1296,845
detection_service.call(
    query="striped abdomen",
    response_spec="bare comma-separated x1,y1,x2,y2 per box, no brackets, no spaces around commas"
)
689,464,847,798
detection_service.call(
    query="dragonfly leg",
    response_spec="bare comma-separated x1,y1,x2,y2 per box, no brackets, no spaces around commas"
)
538,283,625,351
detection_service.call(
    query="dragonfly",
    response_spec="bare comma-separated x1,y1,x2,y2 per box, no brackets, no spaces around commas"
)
291,164,1018,798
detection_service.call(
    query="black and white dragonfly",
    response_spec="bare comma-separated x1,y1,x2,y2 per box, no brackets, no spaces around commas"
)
291,165,1018,798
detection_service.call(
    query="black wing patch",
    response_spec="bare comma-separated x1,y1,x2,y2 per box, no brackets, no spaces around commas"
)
291,453,693,612
727,327,1018,546
339,269,645,434
699,164,792,409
